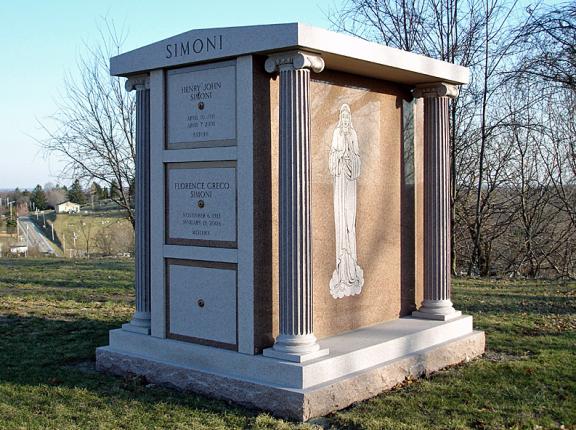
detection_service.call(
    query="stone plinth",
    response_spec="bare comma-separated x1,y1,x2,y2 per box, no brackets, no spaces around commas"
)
97,316,484,421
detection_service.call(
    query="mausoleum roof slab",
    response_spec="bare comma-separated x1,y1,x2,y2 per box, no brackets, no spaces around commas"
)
110,23,468,85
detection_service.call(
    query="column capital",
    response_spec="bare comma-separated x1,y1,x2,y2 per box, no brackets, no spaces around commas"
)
413,82,459,99
125,75,150,92
264,50,325,74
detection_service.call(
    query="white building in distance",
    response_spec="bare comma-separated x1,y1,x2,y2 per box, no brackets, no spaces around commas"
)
55,201,80,214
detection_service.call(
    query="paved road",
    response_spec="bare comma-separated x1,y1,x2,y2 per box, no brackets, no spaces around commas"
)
17,216,55,255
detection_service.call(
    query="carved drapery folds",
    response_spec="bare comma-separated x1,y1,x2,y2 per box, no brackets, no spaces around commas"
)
329,104,364,299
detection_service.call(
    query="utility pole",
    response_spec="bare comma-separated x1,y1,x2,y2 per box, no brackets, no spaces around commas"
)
51,224,55,241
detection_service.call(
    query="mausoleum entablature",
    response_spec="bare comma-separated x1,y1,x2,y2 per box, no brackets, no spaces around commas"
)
111,23,468,87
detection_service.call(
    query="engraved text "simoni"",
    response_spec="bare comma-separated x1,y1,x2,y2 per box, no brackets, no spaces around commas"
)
165,35,223,59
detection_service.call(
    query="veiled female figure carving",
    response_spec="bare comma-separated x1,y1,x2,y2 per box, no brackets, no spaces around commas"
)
329,104,364,298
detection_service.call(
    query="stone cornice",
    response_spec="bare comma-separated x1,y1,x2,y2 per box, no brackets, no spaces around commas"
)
413,82,459,99
265,50,325,74
125,75,150,92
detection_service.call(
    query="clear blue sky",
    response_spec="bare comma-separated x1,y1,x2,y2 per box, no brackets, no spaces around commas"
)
0,0,335,190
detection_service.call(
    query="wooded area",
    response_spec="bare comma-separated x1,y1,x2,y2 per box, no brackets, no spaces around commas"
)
332,0,576,278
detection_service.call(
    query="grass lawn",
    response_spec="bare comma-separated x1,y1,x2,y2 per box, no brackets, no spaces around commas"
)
0,258,574,429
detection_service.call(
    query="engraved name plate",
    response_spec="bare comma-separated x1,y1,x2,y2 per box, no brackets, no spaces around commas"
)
167,163,236,245
167,64,236,147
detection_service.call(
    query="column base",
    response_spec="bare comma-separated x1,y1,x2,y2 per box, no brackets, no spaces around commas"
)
122,311,151,335
411,310,462,321
413,299,461,321
263,347,329,363
122,322,151,335
263,333,329,362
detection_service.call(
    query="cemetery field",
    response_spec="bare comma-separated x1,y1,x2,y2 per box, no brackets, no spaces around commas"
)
0,258,574,430
35,211,133,257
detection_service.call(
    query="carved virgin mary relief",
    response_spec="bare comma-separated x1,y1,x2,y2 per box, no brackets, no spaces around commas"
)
329,104,364,299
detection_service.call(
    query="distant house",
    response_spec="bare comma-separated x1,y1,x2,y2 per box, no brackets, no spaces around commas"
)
55,201,80,214
10,244,28,255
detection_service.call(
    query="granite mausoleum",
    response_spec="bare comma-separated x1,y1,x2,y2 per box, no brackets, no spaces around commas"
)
96,23,485,420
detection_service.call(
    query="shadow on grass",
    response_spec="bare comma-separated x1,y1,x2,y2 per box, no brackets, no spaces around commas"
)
0,314,259,422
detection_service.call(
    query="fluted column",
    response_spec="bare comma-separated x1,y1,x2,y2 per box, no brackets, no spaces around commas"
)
412,83,462,321
123,76,152,335
263,51,329,362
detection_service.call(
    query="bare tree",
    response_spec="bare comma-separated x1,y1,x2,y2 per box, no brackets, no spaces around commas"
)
94,219,132,256
514,2,576,91
77,218,94,258
95,225,115,256
536,90,576,278
40,21,136,227
330,0,487,62
463,0,525,275
331,0,522,275
454,117,517,276
500,2,576,278
332,0,576,278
